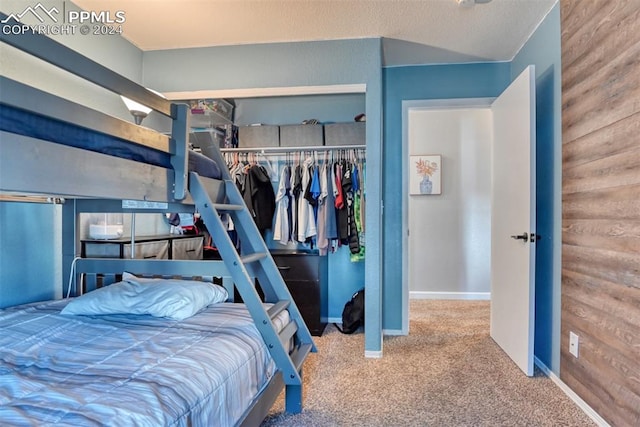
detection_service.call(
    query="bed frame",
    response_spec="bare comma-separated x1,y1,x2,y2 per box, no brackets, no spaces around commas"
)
0,15,314,426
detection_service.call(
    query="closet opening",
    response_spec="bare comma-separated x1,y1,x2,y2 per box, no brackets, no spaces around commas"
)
185,89,369,338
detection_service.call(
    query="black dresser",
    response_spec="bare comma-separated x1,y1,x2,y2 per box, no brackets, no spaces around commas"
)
270,250,328,336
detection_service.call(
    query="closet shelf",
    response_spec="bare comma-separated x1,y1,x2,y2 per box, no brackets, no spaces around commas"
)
220,144,365,153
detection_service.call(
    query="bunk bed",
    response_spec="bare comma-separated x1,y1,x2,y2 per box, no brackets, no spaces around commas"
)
0,15,314,427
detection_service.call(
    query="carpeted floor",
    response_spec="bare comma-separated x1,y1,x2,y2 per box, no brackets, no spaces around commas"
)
262,299,596,427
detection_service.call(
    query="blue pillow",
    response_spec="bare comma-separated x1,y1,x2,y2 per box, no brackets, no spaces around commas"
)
61,272,228,320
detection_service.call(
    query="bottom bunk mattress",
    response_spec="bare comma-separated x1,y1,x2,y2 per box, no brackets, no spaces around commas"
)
0,300,287,426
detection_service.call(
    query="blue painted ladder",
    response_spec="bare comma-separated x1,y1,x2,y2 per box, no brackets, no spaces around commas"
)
189,169,315,414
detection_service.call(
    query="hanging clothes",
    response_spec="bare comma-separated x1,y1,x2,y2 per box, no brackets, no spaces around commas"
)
342,162,360,254
297,156,317,242
351,155,366,262
350,196,365,261
310,165,321,201
350,157,365,262
335,161,349,241
243,163,276,233
290,162,302,241
325,159,338,243
358,157,366,233
221,147,365,258
316,162,330,255
273,164,291,245
334,161,344,210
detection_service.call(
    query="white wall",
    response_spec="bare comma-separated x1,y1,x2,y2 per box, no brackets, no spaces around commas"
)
408,108,492,297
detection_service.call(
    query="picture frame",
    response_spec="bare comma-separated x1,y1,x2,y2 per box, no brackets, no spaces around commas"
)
409,154,442,195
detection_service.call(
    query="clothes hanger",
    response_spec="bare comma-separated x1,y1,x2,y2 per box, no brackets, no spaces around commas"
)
256,151,276,178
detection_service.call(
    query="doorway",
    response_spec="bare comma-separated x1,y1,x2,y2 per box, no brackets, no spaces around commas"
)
406,106,493,306
401,66,537,375
401,98,495,334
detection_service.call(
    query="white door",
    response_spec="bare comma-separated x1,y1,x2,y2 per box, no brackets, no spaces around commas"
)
490,66,536,376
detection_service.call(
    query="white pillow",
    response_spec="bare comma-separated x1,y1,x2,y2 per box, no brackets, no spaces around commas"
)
61,272,228,320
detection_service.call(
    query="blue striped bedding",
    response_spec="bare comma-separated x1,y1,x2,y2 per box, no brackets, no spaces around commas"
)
0,300,287,426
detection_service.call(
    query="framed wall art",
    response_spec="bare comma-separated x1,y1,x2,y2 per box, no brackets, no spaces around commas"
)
409,154,441,195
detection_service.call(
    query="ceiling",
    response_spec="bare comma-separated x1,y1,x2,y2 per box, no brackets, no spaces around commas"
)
72,0,557,66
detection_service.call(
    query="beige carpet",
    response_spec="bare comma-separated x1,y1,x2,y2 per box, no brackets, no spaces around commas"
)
262,300,595,427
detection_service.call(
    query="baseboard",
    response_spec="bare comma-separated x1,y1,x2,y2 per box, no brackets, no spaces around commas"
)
383,328,405,336
534,357,610,427
364,350,382,358
410,291,491,300
323,317,342,324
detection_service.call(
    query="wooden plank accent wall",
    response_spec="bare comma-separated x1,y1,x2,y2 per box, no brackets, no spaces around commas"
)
560,1,640,426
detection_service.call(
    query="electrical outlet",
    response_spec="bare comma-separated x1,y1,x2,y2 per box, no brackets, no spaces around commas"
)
569,331,579,358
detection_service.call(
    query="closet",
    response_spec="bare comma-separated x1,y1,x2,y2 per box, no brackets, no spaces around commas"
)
190,93,367,329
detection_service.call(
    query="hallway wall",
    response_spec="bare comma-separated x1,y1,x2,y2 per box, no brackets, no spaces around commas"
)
407,108,492,298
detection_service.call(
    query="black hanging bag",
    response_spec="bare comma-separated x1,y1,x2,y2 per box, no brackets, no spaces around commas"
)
335,289,365,334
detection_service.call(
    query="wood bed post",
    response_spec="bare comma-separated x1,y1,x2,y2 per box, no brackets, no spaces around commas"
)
61,200,78,297
285,383,304,414
171,103,189,201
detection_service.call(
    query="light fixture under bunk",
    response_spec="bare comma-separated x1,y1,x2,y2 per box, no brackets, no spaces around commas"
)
120,88,165,125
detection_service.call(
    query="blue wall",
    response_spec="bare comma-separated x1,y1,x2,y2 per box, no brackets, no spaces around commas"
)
0,203,60,308
382,62,511,331
511,3,562,374
142,40,380,92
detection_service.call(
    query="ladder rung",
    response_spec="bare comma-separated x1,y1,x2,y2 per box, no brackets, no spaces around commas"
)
279,320,298,349
240,252,267,264
268,300,290,320
212,203,244,212
290,343,313,372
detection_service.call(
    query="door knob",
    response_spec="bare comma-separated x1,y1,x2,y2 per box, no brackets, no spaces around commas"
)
510,232,529,241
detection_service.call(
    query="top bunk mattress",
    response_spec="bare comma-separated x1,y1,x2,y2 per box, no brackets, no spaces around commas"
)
0,105,222,180
0,300,287,426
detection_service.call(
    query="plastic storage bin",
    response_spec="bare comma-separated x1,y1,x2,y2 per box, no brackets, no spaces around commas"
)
188,99,234,127
89,213,124,240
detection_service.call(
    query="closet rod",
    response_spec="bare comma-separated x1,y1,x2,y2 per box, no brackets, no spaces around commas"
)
191,128,225,136
220,144,366,153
